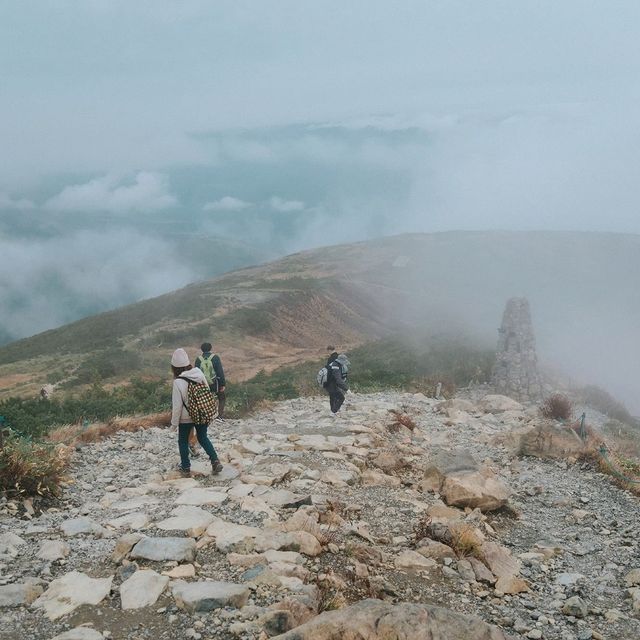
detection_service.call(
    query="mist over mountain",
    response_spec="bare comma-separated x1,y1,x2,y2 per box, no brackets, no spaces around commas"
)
3,105,640,344
1,231,639,414
1,2,640,409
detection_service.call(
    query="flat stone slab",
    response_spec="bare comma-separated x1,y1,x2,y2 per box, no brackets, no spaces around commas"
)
156,506,216,536
130,537,196,562
106,512,150,530
60,517,111,538
162,477,200,490
171,580,250,612
37,540,70,561
175,488,228,506
51,628,105,640
111,496,160,511
205,518,261,553
120,569,169,609
0,532,26,556
32,571,113,620
188,461,240,481
0,579,43,607
395,550,437,571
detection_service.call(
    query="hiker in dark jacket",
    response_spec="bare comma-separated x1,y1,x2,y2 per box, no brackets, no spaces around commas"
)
325,352,350,414
195,342,226,421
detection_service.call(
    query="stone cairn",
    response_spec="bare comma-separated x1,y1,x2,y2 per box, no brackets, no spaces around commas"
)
491,297,541,402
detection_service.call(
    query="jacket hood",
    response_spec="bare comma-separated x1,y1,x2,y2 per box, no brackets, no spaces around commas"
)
336,354,350,370
178,367,207,384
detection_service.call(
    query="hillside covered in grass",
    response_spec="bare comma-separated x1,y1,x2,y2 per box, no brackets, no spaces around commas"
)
1,231,639,413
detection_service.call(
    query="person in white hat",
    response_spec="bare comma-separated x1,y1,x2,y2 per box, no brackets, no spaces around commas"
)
170,348,223,477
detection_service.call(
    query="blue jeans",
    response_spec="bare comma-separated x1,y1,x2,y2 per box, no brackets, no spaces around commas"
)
178,423,218,470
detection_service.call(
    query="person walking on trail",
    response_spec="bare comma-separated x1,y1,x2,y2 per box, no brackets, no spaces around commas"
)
325,352,351,414
195,342,227,421
170,348,223,477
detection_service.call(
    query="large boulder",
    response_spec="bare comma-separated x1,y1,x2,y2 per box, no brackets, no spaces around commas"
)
480,395,524,414
422,449,510,512
441,471,511,512
517,422,587,459
272,598,509,639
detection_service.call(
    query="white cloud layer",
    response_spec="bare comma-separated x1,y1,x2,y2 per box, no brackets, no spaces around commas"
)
203,196,252,211
44,172,177,213
269,196,305,212
0,230,194,340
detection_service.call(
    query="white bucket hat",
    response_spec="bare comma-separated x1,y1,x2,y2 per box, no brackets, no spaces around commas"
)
171,348,190,367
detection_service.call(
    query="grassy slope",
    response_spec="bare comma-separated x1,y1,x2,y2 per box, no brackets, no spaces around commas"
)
1,230,639,401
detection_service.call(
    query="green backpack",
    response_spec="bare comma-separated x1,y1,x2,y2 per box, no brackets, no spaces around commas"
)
180,378,218,424
199,354,217,386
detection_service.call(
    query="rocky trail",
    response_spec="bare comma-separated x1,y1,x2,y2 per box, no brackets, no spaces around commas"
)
1,391,639,640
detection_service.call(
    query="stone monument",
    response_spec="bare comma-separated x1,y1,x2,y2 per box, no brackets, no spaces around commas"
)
492,297,541,402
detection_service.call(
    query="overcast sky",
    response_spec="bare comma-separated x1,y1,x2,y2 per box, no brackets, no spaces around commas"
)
1,1,639,220
2,1,640,345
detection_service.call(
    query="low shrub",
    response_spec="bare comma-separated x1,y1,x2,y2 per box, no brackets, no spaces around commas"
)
0,433,71,497
540,393,573,421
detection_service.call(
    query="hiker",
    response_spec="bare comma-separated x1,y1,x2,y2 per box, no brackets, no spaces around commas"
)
325,352,351,414
195,342,226,421
170,348,223,477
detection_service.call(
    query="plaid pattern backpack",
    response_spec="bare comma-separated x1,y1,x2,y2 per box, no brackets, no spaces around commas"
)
180,378,218,424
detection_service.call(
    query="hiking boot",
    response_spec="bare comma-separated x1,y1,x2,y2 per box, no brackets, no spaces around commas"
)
189,444,200,458
215,416,225,423
211,459,224,475
177,466,191,478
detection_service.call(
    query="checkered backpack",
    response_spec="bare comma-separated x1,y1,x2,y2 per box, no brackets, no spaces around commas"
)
180,378,218,424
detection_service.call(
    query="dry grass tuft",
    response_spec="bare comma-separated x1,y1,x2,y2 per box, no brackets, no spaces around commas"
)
48,411,170,445
0,435,72,497
315,575,347,613
539,393,573,421
449,523,484,559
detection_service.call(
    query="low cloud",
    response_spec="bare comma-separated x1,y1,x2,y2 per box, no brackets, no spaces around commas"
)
203,196,252,211
269,196,305,212
0,192,35,210
44,172,177,213
0,231,194,342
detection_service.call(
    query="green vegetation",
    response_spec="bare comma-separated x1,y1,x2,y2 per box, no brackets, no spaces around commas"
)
0,284,222,366
347,337,494,393
0,378,170,439
72,347,140,383
0,336,495,496
225,336,495,416
225,307,273,336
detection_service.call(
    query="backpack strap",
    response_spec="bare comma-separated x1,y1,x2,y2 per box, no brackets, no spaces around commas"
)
177,376,193,410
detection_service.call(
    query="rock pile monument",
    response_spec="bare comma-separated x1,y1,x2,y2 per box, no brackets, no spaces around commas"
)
492,297,541,402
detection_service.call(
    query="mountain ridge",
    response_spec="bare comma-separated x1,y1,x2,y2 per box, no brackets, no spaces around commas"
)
1,230,639,408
